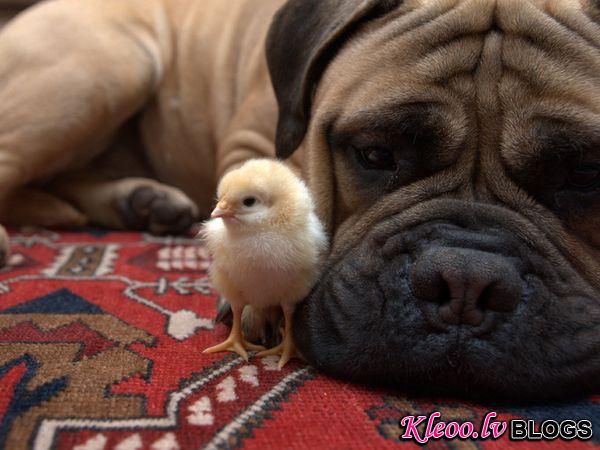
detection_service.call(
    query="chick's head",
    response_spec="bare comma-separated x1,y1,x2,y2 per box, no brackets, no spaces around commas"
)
211,159,312,229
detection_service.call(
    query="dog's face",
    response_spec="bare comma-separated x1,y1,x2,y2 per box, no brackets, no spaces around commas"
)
267,0,600,399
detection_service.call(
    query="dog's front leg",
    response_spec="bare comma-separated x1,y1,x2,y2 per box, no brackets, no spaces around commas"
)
0,0,170,263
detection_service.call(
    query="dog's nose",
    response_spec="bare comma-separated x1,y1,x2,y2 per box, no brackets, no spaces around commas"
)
410,247,522,326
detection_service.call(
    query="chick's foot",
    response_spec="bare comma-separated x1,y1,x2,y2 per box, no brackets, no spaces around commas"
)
258,333,300,369
203,333,265,361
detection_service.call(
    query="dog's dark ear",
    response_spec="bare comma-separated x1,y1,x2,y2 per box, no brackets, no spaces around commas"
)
267,0,401,159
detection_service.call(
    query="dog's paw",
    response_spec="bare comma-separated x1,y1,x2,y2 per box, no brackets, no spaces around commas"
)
119,185,198,235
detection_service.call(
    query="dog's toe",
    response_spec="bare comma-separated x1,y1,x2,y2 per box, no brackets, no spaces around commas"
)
148,197,195,235
120,185,198,235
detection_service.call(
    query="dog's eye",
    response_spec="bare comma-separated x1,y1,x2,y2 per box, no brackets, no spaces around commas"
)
356,147,395,171
566,166,600,190
243,197,257,207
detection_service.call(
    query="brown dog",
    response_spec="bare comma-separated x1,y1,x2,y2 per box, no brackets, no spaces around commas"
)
0,0,598,399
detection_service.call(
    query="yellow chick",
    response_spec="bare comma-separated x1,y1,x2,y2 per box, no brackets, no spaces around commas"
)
202,159,327,368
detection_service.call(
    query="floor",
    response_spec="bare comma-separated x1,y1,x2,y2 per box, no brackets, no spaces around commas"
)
0,228,597,449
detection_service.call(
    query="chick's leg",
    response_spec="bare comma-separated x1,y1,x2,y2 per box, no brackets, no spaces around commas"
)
203,303,264,361
258,304,299,369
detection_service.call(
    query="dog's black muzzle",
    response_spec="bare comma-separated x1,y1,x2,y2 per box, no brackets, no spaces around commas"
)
294,207,600,400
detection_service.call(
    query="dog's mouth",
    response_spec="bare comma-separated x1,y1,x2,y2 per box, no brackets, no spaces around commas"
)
293,210,600,400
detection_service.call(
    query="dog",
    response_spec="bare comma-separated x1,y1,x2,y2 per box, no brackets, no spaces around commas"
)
0,0,598,400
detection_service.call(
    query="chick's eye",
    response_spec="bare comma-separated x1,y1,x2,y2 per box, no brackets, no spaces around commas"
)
567,166,600,189
243,197,257,207
356,147,395,171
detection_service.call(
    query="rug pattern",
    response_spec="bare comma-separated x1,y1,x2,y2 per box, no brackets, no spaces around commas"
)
0,228,597,450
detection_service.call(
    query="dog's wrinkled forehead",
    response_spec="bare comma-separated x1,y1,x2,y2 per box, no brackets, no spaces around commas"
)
267,0,600,158
321,0,600,159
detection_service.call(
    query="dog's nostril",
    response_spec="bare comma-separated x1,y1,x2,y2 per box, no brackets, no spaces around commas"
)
477,285,494,310
438,283,452,305
410,247,523,326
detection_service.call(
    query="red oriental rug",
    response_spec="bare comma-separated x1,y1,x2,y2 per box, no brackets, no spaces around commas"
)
0,228,597,449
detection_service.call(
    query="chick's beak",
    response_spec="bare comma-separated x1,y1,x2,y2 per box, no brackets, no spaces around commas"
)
211,201,236,219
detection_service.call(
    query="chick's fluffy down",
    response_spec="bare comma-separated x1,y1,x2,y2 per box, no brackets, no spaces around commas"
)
203,159,328,309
